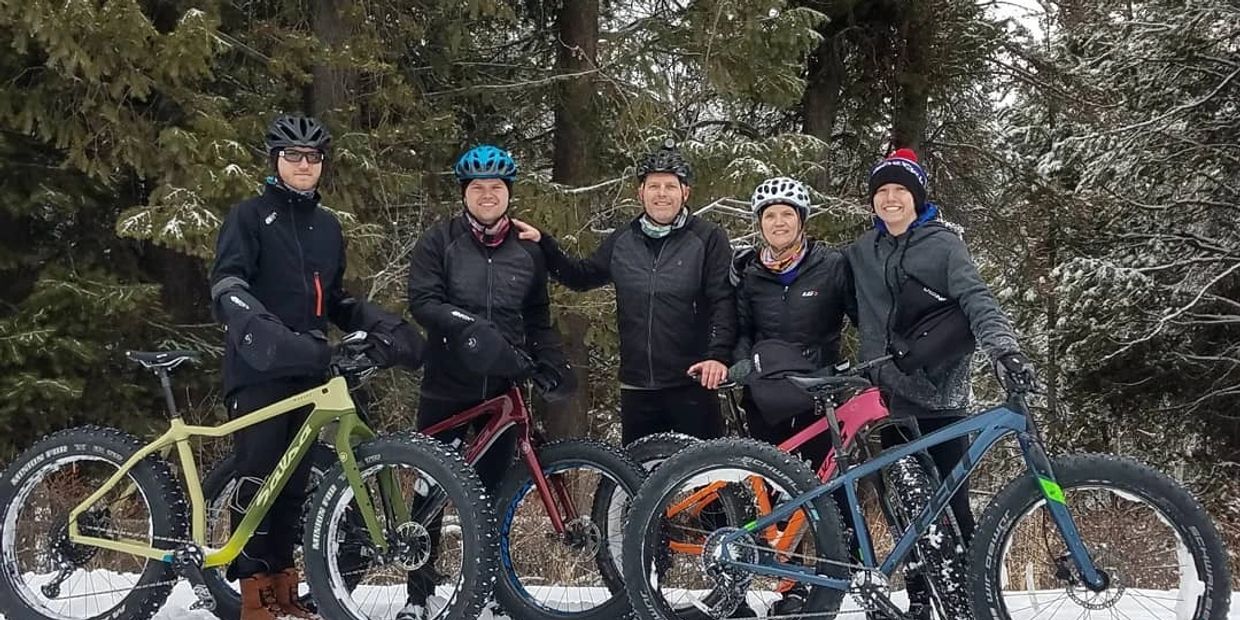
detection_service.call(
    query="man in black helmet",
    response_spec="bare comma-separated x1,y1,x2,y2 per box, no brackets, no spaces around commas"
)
513,140,736,445
210,114,422,620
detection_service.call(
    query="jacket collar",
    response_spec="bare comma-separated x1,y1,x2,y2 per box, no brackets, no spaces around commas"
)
264,177,321,213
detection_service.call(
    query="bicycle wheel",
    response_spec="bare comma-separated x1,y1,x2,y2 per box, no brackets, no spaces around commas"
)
970,454,1232,620
200,442,336,620
302,432,496,620
623,438,849,620
0,426,188,620
882,454,971,619
612,432,756,620
494,439,645,620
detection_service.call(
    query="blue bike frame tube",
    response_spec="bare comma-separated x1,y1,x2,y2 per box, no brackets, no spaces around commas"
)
725,405,1026,587
1016,432,1105,588
844,476,877,567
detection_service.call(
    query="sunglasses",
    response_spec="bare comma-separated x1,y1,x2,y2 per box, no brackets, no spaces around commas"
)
279,150,325,164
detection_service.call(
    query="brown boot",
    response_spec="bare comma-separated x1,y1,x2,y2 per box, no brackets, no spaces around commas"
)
239,574,281,620
271,568,320,619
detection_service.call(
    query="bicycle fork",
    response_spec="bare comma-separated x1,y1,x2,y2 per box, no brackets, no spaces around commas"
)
1017,432,1106,591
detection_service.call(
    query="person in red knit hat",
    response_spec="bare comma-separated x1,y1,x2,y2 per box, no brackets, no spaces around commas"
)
845,147,1035,619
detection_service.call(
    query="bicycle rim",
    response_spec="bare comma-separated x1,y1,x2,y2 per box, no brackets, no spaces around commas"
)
500,461,628,614
320,462,466,619
2,455,160,620
994,485,1207,620
649,467,824,617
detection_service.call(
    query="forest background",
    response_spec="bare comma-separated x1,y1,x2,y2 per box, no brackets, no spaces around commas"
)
0,0,1235,576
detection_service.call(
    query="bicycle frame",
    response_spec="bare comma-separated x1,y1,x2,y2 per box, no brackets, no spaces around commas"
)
716,394,1107,592
666,388,898,556
66,376,394,568
419,385,574,533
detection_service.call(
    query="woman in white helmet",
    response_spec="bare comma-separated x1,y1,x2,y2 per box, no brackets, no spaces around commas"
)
727,176,858,616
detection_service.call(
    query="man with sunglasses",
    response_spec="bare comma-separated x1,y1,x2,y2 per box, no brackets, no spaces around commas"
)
210,114,421,620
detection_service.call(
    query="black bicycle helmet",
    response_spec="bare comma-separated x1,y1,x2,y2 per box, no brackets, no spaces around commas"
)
636,138,693,186
264,114,332,153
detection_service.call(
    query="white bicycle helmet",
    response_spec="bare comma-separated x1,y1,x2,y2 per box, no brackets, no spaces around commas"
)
750,176,810,220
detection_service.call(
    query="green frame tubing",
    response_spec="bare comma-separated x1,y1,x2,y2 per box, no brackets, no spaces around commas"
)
65,376,399,568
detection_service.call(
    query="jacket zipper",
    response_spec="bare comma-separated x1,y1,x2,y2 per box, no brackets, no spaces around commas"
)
313,272,323,317
647,242,666,385
483,253,494,400
781,284,790,340
290,208,311,326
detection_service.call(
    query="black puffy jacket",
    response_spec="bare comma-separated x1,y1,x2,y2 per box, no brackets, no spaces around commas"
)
732,240,856,369
539,214,736,389
211,181,377,394
408,214,564,401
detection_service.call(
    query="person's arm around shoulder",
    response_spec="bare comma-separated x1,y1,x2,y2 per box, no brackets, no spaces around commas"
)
511,218,614,291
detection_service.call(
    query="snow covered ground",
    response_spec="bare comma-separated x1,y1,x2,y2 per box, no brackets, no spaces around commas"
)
3,582,1233,619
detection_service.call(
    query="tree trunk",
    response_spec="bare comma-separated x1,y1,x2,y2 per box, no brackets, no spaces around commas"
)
551,0,599,183
308,0,356,117
890,4,931,151
801,28,845,190
542,0,600,441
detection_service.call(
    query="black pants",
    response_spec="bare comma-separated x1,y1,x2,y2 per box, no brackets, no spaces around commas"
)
226,376,320,580
881,394,976,606
620,384,724,445
408,390,518,604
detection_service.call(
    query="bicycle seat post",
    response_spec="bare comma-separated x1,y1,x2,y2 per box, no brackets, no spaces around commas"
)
155,369,180,418
819,397,851,470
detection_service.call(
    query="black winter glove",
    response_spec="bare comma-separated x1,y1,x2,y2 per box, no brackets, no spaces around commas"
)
727,358,754,383
994,351,1036,392
531,359,577,403
452,320,532,379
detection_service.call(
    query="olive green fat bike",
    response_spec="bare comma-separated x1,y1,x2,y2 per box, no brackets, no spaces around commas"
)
0,332,498,620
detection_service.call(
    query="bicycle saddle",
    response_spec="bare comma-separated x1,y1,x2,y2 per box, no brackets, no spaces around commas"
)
125,350,199,371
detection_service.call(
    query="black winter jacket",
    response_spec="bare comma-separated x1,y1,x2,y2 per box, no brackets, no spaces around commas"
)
408,214,564,401
732,240,857,369
539,214,736,389
211,182,362,394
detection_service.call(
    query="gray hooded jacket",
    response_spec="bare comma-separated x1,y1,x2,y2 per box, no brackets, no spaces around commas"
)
845,212,1020,413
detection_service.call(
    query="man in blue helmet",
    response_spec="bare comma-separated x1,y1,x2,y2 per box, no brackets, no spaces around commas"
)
210,114,423,620
404,144,573,619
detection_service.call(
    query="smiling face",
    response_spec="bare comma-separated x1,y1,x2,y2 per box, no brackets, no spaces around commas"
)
275,148,324,191
759,204,802,250
872,182,917,235
463,178,510,225
638,173,689,224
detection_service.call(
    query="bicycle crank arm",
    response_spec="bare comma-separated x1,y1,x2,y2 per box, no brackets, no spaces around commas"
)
171,544,216,611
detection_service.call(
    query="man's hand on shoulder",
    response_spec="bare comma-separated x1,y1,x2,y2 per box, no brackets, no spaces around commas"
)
512,218,542,243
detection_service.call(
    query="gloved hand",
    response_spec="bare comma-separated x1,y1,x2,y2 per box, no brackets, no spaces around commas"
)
994,351,1036,392
360,331,397,368
727,358,754,383
531,359,577,403
452,320,530,378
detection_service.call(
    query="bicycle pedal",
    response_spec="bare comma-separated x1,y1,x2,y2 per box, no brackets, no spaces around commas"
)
170,544,216,611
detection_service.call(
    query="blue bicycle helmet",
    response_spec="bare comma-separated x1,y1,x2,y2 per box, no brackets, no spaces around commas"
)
454,145,518,183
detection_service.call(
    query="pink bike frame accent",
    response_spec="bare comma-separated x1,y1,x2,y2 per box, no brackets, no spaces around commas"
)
775,388,891,481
